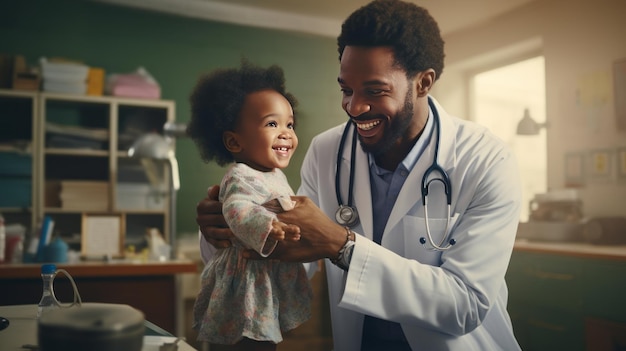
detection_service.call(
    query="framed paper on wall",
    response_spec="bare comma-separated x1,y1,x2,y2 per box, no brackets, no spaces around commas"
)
81,214,125,258
614,58,626,131
588,149,612,181
618,148,626,181
564,152,585,187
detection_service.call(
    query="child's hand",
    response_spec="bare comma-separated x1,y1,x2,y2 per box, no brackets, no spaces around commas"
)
270,221,301,241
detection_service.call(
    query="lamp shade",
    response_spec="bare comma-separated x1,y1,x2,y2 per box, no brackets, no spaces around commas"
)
128,132,180,260
516,108,545,135
128,133,179,190
128,133,171,160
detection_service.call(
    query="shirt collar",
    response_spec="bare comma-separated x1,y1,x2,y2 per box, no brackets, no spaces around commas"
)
368,105,435,174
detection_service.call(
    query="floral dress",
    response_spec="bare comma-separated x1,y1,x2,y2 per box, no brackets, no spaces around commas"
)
192,163,312,345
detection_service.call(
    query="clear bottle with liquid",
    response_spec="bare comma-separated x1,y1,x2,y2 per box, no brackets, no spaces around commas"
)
37,263,60,318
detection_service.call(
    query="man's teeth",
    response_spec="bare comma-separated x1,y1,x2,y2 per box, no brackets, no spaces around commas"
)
357,120,381,131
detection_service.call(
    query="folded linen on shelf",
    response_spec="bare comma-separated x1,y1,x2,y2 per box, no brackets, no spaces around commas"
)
106,67,161,99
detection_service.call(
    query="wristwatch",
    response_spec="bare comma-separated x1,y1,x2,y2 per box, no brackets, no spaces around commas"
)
332,227,356,271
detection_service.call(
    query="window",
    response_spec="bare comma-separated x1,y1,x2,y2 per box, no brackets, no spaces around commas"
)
472,56,547,221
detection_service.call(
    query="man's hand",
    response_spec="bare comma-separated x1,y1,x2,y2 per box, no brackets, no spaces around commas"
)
197,185,233,248
244,196,347,263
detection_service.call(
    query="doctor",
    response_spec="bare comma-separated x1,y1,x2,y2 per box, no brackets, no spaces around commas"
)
197,0,522,350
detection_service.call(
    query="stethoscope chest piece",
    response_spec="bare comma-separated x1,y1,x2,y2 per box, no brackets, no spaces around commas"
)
335,205,359,227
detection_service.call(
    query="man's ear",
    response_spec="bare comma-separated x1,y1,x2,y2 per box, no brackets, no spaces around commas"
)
223,131,242,153
416,69,436,97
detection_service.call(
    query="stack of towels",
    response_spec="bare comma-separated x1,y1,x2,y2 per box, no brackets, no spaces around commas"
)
40,57,89,95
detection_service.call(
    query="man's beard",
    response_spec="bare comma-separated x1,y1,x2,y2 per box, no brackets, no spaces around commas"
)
358,89,414,156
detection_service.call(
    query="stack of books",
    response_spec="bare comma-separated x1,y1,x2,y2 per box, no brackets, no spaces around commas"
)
59,181,109,211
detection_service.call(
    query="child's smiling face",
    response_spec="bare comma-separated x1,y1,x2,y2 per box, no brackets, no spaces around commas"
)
225,89,298,172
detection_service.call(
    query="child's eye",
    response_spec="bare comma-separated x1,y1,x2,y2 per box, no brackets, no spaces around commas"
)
267,121,278,127
287,122,295,129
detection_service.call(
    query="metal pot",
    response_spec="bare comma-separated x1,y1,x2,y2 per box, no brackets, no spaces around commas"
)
38,303,144,351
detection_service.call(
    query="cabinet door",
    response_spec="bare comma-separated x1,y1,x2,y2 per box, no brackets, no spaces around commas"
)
507,251,585,350
582,260,626,323
507,251,583,310
525,306,585,351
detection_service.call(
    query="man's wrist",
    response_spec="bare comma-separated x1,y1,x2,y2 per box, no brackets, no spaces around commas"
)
331,227,356,271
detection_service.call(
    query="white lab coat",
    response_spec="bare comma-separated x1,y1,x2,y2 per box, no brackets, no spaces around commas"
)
200,97,522,350
297,97,522,351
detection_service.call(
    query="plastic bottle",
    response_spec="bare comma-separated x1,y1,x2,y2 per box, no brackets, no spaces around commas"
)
37,264,60,318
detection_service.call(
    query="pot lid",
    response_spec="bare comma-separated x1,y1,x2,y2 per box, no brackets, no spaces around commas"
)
39,303,144,333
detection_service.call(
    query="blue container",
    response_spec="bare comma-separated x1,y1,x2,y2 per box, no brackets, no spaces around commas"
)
0,177,31,207
0,153,32,176
44,238,69,263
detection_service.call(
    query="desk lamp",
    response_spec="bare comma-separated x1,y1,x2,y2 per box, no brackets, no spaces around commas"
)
128,129,181,259
516,108,547,135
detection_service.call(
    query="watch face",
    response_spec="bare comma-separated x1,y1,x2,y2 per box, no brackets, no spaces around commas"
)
345,243,355,260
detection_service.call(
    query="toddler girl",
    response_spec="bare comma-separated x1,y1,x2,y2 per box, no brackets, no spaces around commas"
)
187,60,312,351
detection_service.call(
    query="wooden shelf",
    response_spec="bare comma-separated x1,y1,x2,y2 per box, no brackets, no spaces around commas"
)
0,90,176,251
0,260,197,279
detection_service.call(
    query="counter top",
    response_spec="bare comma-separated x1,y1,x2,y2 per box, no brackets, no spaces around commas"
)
514,239,626,261
0,260,198,279
0,304,197,351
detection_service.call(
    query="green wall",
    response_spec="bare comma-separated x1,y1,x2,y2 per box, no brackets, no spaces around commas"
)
0,0,344,236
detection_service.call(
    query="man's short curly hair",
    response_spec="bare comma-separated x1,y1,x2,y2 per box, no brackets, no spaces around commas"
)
187,60,298,166
337,0,445,80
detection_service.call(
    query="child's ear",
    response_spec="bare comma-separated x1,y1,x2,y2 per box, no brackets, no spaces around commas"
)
223,131,242,153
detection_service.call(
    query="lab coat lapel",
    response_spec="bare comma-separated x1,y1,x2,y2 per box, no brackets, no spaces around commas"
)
383,97,457,239
338,126,374,240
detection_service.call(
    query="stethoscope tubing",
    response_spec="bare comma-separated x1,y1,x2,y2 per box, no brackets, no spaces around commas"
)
335,97,456,251
335,121,359,227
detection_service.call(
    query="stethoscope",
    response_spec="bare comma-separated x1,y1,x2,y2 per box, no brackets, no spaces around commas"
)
334,97,456,251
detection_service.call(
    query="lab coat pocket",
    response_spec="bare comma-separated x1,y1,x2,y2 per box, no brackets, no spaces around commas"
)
403,214,458,265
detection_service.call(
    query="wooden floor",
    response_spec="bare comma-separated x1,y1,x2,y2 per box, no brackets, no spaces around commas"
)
184,264,334,351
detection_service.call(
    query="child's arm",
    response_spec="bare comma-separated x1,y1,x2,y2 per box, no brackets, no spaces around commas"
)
220,165,294,256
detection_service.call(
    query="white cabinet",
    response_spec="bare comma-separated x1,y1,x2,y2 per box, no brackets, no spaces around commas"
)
0,89,175,256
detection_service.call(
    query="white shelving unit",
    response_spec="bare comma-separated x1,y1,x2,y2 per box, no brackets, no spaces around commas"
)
0,89,175,254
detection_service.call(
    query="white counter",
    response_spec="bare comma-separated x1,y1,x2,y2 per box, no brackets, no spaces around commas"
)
0,305,197,351
514,239,626,260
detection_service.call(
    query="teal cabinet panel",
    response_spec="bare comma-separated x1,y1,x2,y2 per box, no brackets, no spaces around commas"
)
506,248,626,351
581,260,626,323
507,252,583,310
509,303,585,351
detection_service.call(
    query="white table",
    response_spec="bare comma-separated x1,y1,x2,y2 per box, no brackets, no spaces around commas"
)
0,305,197,351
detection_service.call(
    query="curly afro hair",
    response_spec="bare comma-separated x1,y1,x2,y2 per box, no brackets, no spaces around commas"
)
337,0,445,80
187,60,298,166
